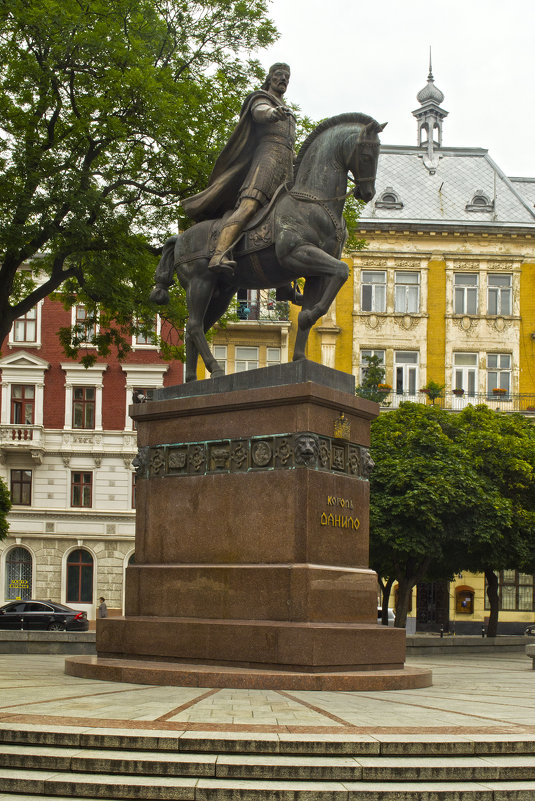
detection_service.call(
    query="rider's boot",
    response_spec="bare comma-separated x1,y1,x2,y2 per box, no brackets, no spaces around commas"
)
208,222,241,278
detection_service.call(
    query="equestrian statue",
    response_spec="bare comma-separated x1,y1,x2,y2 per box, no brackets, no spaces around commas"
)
150,63,386,382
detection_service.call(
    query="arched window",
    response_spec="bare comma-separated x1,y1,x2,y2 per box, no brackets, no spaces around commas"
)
375,186,403,210
5,547,32,600
466,190,494,212
128,552,136,565
66,549,93,604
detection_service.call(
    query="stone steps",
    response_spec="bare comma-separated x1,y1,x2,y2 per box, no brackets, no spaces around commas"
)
0,727,534,799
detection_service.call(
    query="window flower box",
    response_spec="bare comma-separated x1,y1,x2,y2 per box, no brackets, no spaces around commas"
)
492,387,507,395
452,388,465,397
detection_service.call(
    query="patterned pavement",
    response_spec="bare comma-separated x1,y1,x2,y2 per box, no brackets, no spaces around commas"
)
0,652,533,737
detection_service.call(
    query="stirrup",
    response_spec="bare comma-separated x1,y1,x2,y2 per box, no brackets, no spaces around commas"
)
208,254,236,278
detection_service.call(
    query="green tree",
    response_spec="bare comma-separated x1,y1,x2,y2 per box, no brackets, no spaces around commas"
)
0,477,11,542
369,403,484,627
0,0,277,359
449,406,535,637
421,380,445,405
355,354,389,404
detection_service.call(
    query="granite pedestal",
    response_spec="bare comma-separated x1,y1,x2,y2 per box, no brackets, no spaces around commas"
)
66,362,431,690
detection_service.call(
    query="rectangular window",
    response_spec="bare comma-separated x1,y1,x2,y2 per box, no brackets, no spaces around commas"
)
213,345,227,375
395,351,418,396
11,385,35,424
453,353,478,396
454,274,478,315
10,470,32,505
135,317,157,345
235,346,259,372
486,571,535,611
72,387,95,429
395,272,420,313
71,472,92,508
266,347,281,367
74,305,96,343
12,308,37,343
360,349,385,384
487,274,512,316
487,353,511,396
361,271,386,313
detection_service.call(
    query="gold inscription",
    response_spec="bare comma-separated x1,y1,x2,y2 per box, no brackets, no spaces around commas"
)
326,495,354,509
320,512,360,530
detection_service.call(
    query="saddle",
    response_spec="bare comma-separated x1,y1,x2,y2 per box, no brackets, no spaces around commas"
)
207,182,288,259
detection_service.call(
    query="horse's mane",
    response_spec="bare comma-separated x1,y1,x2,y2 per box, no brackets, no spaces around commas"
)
295,112,378,175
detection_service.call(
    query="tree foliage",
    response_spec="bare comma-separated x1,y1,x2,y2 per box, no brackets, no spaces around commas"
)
0,476,11,541
370,402,535,632
449,406,535,636
0,0,278,357
355,353,388,404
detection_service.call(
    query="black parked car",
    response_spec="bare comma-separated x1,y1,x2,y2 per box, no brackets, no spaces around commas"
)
0,600,89,631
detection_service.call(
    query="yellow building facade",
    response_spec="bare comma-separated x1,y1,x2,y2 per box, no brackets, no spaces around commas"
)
309,69,535,633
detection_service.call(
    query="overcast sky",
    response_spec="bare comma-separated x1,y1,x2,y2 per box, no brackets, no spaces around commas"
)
261,0,534,178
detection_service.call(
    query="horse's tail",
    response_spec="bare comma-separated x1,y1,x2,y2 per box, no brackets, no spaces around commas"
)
150,235,177,305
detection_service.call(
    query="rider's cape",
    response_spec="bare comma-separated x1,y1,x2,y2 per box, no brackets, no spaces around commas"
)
182,91,285,223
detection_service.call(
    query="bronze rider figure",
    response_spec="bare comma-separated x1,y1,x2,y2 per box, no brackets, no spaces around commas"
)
182,63,296,281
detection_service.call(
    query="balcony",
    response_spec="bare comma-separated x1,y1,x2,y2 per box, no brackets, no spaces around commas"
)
236,291,290,323
0,425,44,463
379,391,535,414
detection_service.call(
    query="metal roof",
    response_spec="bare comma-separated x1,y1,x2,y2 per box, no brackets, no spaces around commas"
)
360,145,535,230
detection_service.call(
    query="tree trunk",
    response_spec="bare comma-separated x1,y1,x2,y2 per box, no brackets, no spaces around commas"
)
484,568,499,637
380,576,395,625
394,576,414,628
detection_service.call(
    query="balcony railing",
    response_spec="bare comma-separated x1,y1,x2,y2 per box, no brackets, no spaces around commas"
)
0,425,43,448
235,291,290,322
379,391,535,413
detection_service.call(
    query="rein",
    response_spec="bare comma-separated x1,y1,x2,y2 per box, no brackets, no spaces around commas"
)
288,188,347,244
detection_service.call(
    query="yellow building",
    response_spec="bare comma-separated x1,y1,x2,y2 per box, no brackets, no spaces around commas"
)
315,67,535,633
210,66,535,633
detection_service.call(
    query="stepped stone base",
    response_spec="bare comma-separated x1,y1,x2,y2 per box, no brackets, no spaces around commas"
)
80,364,429,692
65,654,432,690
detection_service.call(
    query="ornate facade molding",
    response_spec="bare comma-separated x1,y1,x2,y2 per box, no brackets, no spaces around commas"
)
485,317,515,334
359,314,387,331
135,433,374,482
448,260,480,271
486,260,519,271
450,316,480,334
358,259,389,269
392,315,422,331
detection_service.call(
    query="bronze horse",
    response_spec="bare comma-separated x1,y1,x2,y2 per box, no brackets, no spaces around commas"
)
151,113,385,382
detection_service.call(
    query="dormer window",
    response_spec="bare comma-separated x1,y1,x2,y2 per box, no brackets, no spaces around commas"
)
466,191,494,212
375,187,403,210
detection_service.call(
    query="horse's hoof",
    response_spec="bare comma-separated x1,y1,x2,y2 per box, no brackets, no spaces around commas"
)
150,286,170,305
211,368,225,379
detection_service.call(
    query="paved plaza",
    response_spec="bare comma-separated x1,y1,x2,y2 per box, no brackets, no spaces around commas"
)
0,651,533,737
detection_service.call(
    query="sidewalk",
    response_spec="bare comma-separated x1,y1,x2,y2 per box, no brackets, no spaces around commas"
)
0,651,533,737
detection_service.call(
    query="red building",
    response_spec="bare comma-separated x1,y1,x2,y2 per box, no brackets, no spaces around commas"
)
0,296,182,620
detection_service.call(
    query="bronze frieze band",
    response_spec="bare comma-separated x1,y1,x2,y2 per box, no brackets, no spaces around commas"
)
133,432,374,481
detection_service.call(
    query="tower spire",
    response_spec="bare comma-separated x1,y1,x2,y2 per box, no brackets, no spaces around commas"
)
412,51,448,174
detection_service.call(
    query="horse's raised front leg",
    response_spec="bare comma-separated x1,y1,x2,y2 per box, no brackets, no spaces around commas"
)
185,272,225,381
